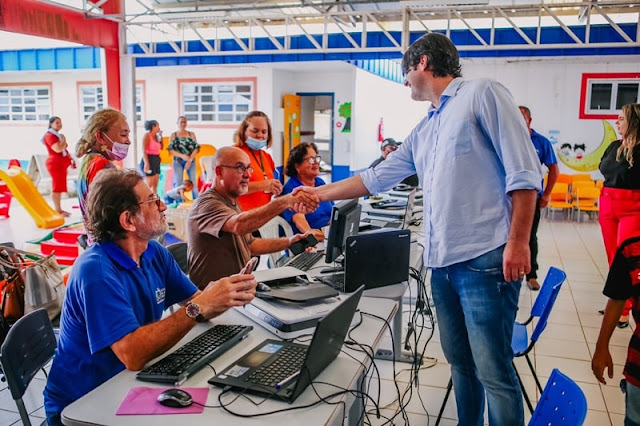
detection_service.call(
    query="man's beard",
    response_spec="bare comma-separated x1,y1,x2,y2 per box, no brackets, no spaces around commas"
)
135,213,167,240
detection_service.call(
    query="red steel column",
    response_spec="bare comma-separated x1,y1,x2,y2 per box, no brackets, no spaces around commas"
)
97,0,124,110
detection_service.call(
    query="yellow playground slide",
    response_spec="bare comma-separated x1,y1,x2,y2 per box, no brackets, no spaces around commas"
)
0,167,65,229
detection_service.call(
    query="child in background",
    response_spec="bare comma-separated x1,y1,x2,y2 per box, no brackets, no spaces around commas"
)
591,235,640,425
163,179,194,204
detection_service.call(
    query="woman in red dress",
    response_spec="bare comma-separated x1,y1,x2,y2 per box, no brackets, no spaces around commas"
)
43,116,73,217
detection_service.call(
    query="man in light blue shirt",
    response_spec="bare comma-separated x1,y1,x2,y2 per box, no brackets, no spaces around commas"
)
294,33,541,425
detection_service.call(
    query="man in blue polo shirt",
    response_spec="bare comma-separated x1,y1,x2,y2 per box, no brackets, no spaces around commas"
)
43,169,257,425
519,106,559,290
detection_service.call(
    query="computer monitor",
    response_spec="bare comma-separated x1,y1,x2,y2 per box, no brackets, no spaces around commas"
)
324,198,362,264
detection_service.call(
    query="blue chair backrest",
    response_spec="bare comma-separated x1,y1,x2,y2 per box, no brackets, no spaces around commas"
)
529,368,587,426
530,266,566,342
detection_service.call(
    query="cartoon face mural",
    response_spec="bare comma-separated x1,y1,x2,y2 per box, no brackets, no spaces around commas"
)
573,143,586,160
555,120,617,172
559,143,572,157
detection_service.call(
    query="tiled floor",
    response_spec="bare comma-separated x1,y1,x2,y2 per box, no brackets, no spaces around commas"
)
0,195,632,425
363,217,632,425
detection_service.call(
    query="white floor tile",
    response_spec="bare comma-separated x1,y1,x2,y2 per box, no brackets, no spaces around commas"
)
535,337,591,361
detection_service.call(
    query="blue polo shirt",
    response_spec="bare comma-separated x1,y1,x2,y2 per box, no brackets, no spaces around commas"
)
282,176,334,233
43,240,197,417
530,129,558,195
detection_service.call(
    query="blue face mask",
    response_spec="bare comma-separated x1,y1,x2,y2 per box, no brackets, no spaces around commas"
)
246,137,267,151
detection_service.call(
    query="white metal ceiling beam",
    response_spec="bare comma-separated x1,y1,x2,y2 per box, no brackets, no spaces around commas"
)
290,16,323,49
497,8,534,45
252,18,285,50
593,3,634,42
187,22,215,52
367,12,402,49
221,20,249,51
543,4,584,44
454,10,488,46
116,1,640,57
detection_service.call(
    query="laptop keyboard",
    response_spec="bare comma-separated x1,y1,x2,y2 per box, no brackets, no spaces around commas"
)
137,324,252,384
284,251,324,271
315,273,345,291
247,345,308,387
384,221,402,229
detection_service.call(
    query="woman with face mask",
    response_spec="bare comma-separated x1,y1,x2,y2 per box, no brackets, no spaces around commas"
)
43,116,73,217
234,111,283,210
75,108,131,221
168,116,200,199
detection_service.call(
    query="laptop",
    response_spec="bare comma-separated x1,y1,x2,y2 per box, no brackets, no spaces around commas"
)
366,188,417,230
315,229,411,292
208,286,364,402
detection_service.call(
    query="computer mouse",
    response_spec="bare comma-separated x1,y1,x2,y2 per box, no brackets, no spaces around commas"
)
256,282,271,292
157,388,193,408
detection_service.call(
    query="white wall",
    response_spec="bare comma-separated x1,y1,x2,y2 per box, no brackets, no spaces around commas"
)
353,68,429,171
462,55,640,177
2,56,639,180
0,69,102,161
273,67,356,167
136,64,275,150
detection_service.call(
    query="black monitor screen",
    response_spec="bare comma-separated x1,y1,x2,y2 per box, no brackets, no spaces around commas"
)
324,199,361,264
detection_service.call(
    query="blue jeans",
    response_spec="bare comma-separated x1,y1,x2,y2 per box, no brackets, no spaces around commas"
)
622,379,640,426
172,157,198,198
431,245,523,426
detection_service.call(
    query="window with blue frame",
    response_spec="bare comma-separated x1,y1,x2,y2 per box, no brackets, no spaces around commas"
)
0,86,51,122
180,81,253,123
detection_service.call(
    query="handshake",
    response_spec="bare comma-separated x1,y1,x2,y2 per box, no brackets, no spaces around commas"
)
286,186,320,214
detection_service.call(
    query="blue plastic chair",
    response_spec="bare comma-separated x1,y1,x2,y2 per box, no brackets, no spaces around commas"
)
512,266,567,413
529,369,587,425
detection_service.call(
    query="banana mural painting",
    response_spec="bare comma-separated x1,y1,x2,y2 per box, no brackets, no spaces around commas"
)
556,120,618,172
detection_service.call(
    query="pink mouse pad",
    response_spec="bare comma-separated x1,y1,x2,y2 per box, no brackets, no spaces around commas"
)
116,387,208,415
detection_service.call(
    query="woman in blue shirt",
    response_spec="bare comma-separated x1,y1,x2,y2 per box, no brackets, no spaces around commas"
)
282,143,333,241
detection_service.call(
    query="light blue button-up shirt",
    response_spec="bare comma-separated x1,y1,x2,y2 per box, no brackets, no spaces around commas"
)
361,77,542,268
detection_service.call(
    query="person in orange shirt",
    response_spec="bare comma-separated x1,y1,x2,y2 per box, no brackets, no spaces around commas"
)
234,111,283,211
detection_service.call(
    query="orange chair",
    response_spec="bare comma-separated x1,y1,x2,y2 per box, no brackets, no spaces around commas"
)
547,182,573,220
571,173,592,182
573,186,600,222
571,180,595,199
556,174,573,186
595,180,604,190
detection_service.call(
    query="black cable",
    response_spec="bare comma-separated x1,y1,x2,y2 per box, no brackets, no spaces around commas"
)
361,311,410,425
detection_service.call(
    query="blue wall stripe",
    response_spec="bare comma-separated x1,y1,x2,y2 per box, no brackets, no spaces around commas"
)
0,23,638,72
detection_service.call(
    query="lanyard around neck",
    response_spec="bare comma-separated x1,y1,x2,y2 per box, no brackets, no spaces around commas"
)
248,149,267,180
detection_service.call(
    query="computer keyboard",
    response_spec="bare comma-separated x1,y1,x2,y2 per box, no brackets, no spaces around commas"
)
136,324,253,385
384,221,403,229
284,251,324,271
316,273,345,291
247,345,307,387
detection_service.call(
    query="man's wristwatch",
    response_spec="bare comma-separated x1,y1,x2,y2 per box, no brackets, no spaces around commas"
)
185,301,206,323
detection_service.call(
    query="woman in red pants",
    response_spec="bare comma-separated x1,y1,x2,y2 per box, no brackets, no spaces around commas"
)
42,116,73,217
599,103,640,328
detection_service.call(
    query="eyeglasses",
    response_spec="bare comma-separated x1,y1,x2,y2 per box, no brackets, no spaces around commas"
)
220,164,254,174
303,156,322,165
138,194,162,209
